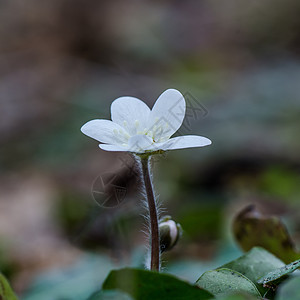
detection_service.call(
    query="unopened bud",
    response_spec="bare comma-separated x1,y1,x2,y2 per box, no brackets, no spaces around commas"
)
159,216,182,252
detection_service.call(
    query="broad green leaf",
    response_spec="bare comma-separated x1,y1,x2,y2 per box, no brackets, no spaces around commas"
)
0,273,18,300
195,268,261,298
276,276,300,300
257,259,300,288
233,205,299,264
216,292,259,300
88,289,133,300
222,247,284,295
102,268,213,300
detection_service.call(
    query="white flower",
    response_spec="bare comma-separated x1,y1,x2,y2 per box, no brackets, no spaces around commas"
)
81,89,212,153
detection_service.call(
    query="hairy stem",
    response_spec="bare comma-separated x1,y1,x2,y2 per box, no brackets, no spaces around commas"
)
140,156,160,271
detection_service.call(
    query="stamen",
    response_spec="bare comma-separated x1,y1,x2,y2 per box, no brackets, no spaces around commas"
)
147,130,153,137
123,120,128,127
135,120,140,128
113,128,130,144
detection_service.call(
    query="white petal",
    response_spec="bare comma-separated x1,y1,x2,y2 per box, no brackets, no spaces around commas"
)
99,144,128,152
128,135,153,153
148,89,186,141
111,96,150,136
156,135,212,151
81,119,127,144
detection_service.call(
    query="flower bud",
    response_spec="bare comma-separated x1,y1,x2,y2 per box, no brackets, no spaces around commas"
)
159,216,182,252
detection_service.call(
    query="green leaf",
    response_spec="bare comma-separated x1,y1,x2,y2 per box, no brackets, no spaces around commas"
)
0,273,18,300
195,268,261,298
102,268,213,300
276,276,300,300
88,289,133,300
216,292,259,300
222,247,284,295
233,205,299,264
257,259,300,288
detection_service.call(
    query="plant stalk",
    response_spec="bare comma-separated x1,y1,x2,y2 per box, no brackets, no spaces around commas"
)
140,156,160,271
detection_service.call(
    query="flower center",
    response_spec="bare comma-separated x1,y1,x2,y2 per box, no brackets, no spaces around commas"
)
114,118,170,147
113,128,130,146
146,118,170,143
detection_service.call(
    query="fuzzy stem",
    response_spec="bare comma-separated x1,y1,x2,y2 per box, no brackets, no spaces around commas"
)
140,156,160,271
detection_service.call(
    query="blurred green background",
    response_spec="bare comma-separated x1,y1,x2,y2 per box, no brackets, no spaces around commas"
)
1,0,300,299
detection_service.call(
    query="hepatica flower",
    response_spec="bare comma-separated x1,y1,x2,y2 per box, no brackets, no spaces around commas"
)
81,88,211,271
81,89,211,153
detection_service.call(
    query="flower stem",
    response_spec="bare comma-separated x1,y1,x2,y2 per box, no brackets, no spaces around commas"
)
140,156,160,271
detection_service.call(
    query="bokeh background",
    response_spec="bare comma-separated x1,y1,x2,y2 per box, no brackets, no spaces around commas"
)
1,0,300,299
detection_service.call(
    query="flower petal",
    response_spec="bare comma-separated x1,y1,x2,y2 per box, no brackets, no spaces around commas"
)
81,119,128,144
148,89,186,141
156,135,212,151
111,96,151,136
99,144,128,152
128,135,153,153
